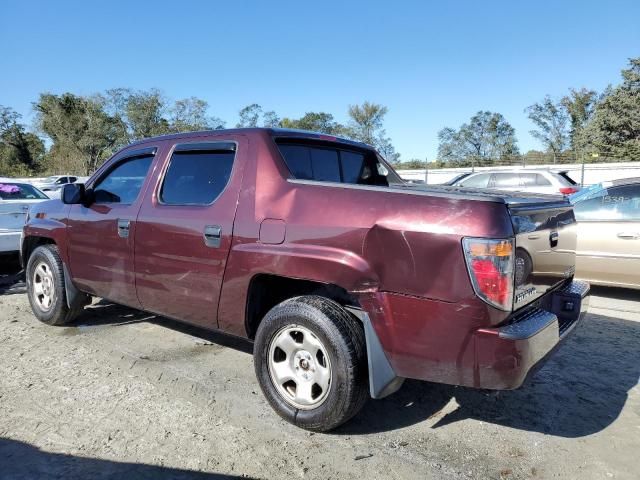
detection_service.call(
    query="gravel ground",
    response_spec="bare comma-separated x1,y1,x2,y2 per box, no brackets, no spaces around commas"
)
0,262,638,479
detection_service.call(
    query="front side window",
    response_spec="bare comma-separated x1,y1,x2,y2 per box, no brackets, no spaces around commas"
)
574,184,640,221
93,155,153,204
160,149,235,205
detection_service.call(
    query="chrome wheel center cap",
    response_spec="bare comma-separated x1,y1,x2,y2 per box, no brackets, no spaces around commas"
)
294,351,315,380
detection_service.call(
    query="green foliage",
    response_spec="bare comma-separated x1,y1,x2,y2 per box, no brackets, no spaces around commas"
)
236,103,263,128
582,57,640,159
437,111,519,165
561,88,598,150
526,96,569,158
346,102,399,162
0,106,45,176
34,93,122,175
280,112,344,135
171,97,225,132
395,158,426,169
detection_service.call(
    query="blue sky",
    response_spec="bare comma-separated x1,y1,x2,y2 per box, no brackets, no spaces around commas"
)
1,0,638,161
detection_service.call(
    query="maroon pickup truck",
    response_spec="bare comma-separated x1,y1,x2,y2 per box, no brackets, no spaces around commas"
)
22,128,589,431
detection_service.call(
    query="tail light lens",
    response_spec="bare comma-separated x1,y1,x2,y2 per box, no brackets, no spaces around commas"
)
462,238,514,311
559,187,579,195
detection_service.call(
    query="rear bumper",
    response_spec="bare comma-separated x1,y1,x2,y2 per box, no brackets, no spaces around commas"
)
474,280,590,389
360,280,590,394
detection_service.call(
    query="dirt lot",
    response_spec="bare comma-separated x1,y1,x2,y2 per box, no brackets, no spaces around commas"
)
1,262,638,479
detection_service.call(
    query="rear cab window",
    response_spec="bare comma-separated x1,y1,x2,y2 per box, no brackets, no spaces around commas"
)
275,139,402,187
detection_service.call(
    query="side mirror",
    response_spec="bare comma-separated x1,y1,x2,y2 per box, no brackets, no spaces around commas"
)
62,183,86,205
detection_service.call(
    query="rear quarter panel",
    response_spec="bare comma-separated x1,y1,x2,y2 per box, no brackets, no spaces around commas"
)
218,132,515,336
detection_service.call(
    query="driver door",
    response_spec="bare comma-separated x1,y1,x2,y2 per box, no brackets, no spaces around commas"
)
66,147,157,307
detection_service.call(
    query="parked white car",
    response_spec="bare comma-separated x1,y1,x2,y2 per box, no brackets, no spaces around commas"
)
0,181,50,254
451,169,580,195
33,175,81,192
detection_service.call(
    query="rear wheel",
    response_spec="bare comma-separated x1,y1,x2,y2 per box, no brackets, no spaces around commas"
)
254,295,368,432
26,245,84,326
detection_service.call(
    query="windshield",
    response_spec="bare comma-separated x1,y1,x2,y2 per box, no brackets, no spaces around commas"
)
569,183,602,203
0,183,49,200
43,176,60,183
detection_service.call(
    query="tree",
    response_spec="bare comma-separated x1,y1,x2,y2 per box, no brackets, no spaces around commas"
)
125,89,171,139
437,111,519,165
170,97,225,132
526,96,569,161
262,110,281,128
0,106,45,175
561,88,598,151
346,101,400,161
347,101,388,145
280,112,344,134
583,57,640,158
34,93,121,175
237,103,262,128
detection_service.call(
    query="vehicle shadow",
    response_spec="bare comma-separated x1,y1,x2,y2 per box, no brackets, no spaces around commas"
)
339,311,640,438
73,299,253,354
590,285,640,302
0,254,25,295
0,437,257,479
67,301,640,439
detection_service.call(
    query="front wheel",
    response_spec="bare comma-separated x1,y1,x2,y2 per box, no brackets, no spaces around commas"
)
26,244,84,326
254,296,368,432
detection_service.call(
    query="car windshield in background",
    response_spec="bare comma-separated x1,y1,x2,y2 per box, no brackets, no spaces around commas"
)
0,183,49,200
569,183,603,203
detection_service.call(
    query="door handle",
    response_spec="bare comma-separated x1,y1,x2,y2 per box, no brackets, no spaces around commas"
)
117,219,130,238
617,232,639,240
203,225,222,248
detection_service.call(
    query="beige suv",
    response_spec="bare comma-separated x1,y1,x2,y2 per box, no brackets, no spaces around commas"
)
572,178,640,289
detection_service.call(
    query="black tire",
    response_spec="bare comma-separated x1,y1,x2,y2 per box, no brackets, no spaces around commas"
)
26,245,84,326
254,295,368,432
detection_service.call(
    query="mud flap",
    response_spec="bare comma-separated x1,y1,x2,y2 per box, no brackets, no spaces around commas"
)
63,263,90,309
345,307,405,399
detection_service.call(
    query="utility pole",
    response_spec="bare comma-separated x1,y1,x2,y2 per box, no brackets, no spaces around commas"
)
424,157,428,184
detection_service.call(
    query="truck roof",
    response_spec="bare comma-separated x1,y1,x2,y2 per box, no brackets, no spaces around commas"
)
129,127,374,150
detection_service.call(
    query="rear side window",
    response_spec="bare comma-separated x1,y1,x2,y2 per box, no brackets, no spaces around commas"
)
93,155,153,204
491,173,521,188
277,145,343,183
521,173,551,186
341,151,366,183
160,149,235,205
460,173,490,188
557,171,578,185
276,142,392,186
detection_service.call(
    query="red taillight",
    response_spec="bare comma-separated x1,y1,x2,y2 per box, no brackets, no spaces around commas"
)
463,238,514,311
559,187,579,195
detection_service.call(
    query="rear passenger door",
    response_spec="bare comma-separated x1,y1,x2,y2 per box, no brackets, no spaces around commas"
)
134,137,247,328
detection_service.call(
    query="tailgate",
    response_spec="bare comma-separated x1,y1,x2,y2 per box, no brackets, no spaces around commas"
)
509,201,577,310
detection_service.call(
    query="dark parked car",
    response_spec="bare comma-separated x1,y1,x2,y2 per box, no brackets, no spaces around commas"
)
21,128,589,431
